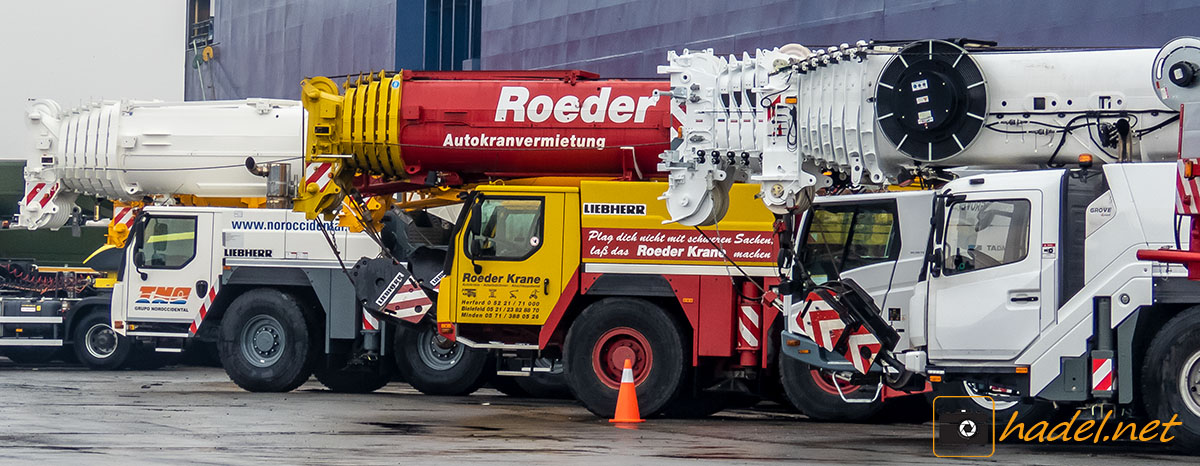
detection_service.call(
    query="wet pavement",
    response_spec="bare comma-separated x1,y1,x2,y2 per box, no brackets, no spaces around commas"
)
0,359,1192,465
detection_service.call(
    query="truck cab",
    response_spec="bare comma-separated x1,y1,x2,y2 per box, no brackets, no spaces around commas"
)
439,180,785,418
781,190,932,374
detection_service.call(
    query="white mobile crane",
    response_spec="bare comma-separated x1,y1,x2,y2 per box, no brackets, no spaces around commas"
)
4,99,302,369
658,37,1200,445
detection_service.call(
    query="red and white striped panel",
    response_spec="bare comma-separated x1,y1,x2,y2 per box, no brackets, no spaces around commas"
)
362,311,380,331
305,162,335,192
112,206,138,228
737,304,760,349
383,279,433,323
800,292,881,374
1177,160,1200,215
670,101,686,140
1092,357,1114,392
188,286,218,335
24,182,59,209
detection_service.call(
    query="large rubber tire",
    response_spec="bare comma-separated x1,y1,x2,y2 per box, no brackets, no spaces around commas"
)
492,359,572,399
72,310,132,370
779,356,883,422
315,359,395,393
489,375,531,397
1142,307,1200,448
514,359,571,399
930,379,1052,426
4,347,59,365
563,298,687,418
126,348,180,370
659,390,730,418
218,289,317,392
394,322,493,396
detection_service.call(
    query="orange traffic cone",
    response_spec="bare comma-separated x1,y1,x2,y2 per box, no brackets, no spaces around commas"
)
610,358,644,423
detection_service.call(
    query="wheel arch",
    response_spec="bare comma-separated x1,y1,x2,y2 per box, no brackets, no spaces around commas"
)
202,266,330,339
65,295,112,344
1127,302,1197,408
548,273,693,354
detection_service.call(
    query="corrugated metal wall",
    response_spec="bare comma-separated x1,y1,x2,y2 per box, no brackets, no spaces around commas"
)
480,0,1200,78
185,0,398,100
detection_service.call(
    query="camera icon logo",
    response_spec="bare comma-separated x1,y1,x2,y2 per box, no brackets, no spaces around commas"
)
933,396,996,458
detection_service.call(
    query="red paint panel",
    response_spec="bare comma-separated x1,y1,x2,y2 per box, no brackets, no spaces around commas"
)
537,267,581,349
663,274,700,366
396,78,670,178
697,275,735,358
582,228,776,265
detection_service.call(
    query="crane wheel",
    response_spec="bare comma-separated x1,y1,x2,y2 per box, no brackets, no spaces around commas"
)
492,358,571,399
218,289,317,392
73,310,132,369
394,321,493,396
928,379,1052,428
778,356,882,422
1142,306,1200,448
315,358,395,393
563,298,687,418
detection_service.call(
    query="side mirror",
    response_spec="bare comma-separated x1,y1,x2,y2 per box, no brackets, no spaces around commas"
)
929,248,943,277
467,204,482,237
467,236,481,256
132,250,149,280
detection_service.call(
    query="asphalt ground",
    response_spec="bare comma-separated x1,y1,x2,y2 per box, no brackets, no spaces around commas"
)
0,358,1193,465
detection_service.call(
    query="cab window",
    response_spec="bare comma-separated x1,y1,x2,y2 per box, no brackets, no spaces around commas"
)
136,217,197,269
801,202,900,284
465,198,544,260
942,199,1031,274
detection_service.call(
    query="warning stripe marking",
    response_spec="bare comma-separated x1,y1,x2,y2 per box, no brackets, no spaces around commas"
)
800,292,881,374
305,162,334,191
24,182,59,208
25,183,45,204
113,207,137,226
738,305,760,348
382,281,434,321
363,312,380,331
1092,358,1113,392
188,287,218,335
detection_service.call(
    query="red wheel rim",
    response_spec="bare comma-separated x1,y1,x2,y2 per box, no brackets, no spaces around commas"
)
592,327,653,389
809,369,862,395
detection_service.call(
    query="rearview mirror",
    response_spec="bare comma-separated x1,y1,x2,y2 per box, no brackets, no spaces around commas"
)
133,250,146,268
929,248,942,277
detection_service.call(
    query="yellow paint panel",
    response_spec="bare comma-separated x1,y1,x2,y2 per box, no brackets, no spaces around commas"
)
451,193,568,326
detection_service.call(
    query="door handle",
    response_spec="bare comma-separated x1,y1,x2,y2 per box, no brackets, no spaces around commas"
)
544,278,551,295
1010,296,1038,303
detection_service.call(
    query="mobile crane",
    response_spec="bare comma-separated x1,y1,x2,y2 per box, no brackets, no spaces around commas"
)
5,98,301,369
292,61,982,418
59,70,686,395
657,36,1200,445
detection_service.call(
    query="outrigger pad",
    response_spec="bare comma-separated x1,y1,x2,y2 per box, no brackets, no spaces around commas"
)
350,257,415,313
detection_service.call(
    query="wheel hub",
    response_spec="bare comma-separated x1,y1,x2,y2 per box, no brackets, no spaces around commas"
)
1179,350,1200,417
85,323,118,359
591,327,652,389
240,315,286,368
416,327,464,371
809,369,862,395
